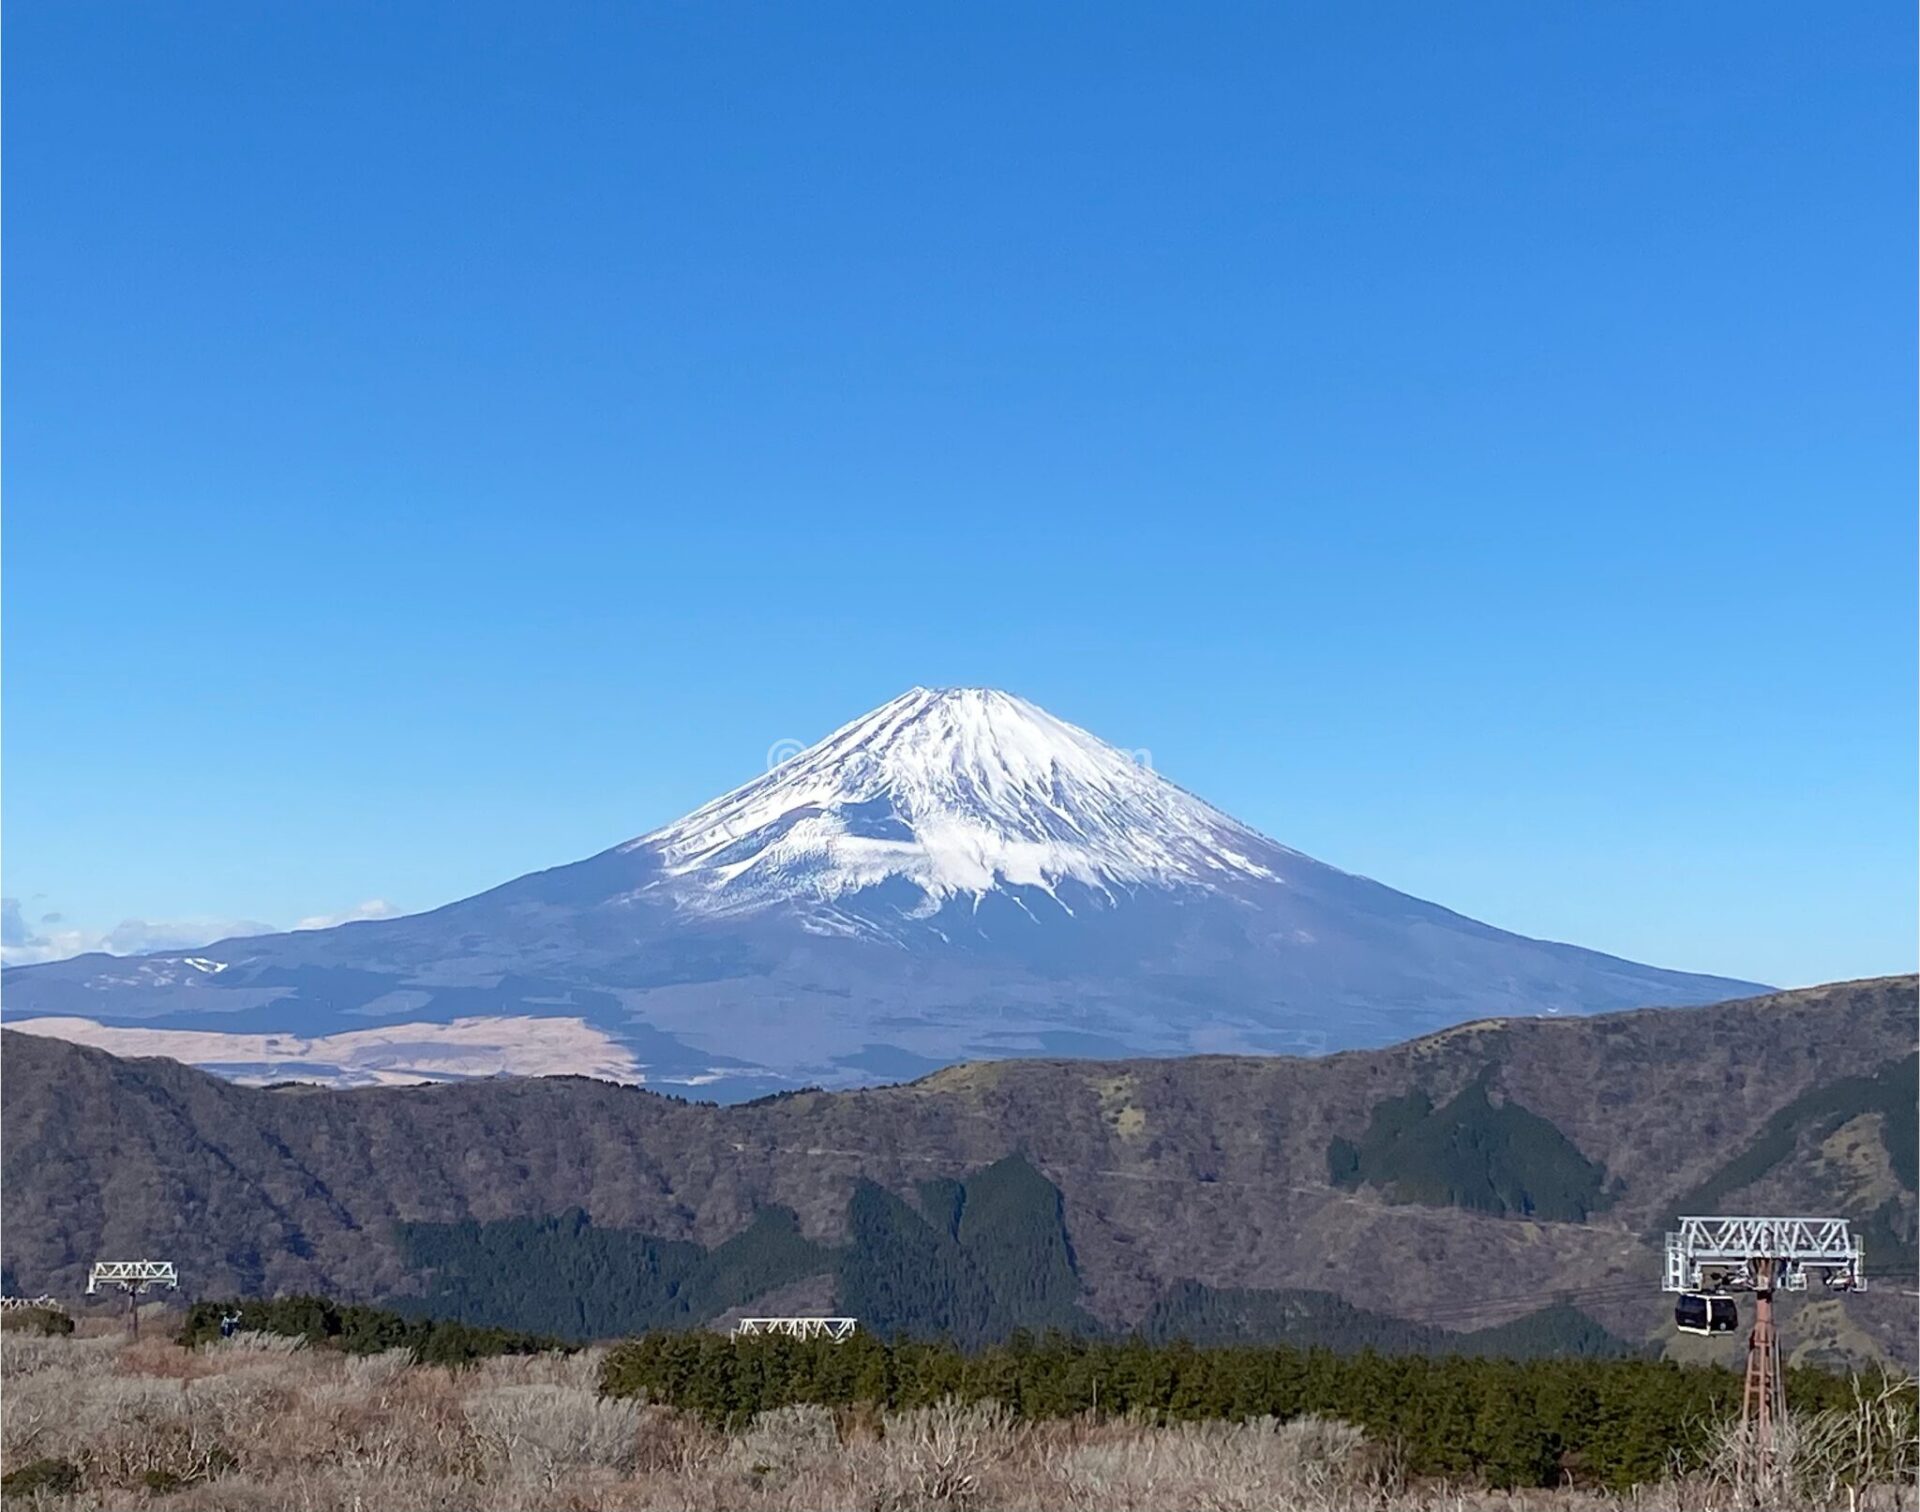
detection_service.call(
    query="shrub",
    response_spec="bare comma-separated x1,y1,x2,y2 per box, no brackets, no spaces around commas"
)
1053,1414,1377,1510
725,1403,841,1482
0,1334,119,1388
1695,1372,1920,1507
876,1398,1014,1508
218,1330,306,1354
0,1457,80,1499
464,1383,642,1487
0,1309,72,1338
342,1347,414,1390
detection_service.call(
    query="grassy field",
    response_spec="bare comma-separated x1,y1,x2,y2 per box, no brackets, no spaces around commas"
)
0,1318,1914,1510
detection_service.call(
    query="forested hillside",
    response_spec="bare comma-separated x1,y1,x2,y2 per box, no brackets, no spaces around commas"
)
4,977,1913,1364
381,1155,1635,1356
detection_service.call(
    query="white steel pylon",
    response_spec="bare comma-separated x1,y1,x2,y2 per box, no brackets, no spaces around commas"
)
86,1260,179,1337
0,1295,65,1314
1663,1217,1864,1292
731,1317,858,1342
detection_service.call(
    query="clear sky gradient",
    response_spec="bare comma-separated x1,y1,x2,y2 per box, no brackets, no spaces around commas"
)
5,2,1914,985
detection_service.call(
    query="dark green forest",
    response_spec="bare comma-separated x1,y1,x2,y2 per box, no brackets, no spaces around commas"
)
387,1153,1636,1351
177,1294,566,1365
840,1154,1094,1346
390,1154,1098,1346
945,1153,1094,1336
1327,1073,1611,1220
395,1206,830,1338
598,1329,1905,1490
1144,1283,1636,1359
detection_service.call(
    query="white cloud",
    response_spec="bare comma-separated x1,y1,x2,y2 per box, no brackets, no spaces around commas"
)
2,899,35,947
2,895,404,967
2,899,99,967
294,899,401,931
1,898,277,967
97,916,277,956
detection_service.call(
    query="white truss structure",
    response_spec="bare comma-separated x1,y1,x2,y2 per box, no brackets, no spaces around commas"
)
731,1317,858,1342
1663,1217,1863,1293
0,1295,65,1313
86,1260,179,1295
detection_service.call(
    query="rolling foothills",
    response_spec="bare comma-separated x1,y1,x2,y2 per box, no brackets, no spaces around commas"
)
6,977,1912,1371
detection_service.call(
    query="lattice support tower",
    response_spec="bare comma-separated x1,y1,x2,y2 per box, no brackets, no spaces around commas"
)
87,1260,179,1338
731,1317,858,1342
1663,1217,1862,1486
0,1295,65,1314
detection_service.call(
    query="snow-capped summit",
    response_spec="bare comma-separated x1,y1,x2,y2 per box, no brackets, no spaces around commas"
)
636,687,1280,923
1,687,1770,1097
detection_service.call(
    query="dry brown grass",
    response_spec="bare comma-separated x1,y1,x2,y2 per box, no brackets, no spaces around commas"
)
1,1332,1912,1511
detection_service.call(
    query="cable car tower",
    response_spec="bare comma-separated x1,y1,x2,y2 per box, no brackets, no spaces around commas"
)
1663,1217,1863,1470
86,1260,179,1337
731,1316,858,1342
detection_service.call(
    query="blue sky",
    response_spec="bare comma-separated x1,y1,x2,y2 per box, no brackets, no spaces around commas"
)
4,1,1913,986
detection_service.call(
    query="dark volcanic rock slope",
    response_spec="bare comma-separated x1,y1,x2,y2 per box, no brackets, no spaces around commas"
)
4,978,1912,1363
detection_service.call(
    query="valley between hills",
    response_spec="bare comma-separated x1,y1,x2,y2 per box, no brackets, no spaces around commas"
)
3,976,1913,1371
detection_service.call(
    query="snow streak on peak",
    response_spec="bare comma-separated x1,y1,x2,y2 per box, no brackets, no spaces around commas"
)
632,687,1284,921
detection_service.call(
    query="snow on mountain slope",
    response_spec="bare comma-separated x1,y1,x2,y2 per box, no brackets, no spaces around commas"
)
0,687,1771,1096
635,688,1281,924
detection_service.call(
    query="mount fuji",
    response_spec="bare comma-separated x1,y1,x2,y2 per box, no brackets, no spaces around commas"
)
2,688,1766,1097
